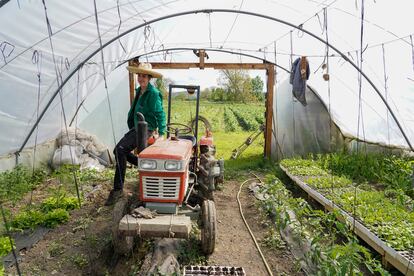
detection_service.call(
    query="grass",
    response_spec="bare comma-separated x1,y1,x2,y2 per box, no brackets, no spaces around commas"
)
213,131,265,176
166,99,269,178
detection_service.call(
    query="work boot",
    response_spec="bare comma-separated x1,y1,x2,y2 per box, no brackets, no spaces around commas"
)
104,189,123,206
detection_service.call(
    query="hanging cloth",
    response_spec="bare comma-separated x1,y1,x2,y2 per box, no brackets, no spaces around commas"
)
289,56,310,106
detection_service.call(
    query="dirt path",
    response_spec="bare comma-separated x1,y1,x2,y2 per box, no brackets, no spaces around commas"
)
208,179,303,276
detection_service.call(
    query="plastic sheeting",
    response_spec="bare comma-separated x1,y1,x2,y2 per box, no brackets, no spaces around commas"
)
0,0,413,158
271,78,344,160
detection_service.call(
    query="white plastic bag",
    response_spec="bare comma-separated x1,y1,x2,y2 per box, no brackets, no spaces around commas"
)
51,145,82,169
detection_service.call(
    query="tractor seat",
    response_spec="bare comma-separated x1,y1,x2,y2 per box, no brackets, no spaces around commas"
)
178,135,196,146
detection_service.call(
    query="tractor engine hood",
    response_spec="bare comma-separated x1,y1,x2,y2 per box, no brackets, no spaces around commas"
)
138,139,193,161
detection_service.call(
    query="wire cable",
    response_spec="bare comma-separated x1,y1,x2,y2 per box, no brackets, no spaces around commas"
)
263,0,340,48
221,0,244,48
237,178,274,276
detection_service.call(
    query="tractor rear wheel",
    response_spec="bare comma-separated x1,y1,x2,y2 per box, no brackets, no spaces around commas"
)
201,200,216,255
112,196,134,256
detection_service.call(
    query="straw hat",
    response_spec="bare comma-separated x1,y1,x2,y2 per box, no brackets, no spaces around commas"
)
127,63,162,78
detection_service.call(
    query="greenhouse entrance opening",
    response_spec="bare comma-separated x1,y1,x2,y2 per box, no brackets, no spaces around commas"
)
127,55,275,166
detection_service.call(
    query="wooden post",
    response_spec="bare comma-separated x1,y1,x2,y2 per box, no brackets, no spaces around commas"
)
265,64,274,158
199,49,205,69
128,60,135,105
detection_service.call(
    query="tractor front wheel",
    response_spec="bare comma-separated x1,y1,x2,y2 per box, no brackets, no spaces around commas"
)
112,196,134,256
201,200,216,255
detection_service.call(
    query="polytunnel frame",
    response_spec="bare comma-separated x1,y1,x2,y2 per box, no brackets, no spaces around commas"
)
17,8,414,154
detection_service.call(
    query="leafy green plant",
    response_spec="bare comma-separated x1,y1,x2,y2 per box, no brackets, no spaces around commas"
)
223,107,240,132
178,226,206,266
280,158,327,176
306,175,353,189
262,227,286,250
43,208,70,228
0,165,46,203
326,189,414,251
41,194,79,212
11,209,45,230
231,107,260,131
260,174,389,275
48,241,65,257
316,152,414,196
312,238,389,276
78,168,114,183
0,236,13,257
71,253,88,268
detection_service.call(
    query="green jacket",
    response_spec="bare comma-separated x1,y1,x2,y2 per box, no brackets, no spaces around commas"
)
127,83,166,135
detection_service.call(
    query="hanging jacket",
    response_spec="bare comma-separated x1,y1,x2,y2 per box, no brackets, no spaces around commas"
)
289,56,310,106
127,83,166,135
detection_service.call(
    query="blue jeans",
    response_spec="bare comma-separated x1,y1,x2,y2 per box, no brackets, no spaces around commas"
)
113,128,153,190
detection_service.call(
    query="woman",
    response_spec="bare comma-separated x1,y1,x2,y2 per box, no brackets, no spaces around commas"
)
105,63,166,206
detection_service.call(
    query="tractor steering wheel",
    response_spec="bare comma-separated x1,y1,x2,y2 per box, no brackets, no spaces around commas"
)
166,123,193,136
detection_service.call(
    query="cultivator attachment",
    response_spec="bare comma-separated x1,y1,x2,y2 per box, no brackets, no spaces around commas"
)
231,125,264,159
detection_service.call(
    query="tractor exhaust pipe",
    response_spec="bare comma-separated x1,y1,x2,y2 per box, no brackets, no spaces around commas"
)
136,112,148,154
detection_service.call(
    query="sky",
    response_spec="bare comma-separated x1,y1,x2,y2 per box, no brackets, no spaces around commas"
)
153,68,267,91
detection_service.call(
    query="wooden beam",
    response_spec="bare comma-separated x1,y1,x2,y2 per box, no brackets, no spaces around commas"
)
149,62,271,70
265,65,275,158
128,60,135,106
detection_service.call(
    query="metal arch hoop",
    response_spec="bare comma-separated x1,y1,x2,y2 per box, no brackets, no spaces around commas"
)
17,9,413,153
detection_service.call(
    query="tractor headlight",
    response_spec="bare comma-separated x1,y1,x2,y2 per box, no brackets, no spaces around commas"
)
164,160,182,171
139,159,157,170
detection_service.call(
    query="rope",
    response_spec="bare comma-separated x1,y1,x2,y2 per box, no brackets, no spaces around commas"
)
381,44,391,147
273,41,281,159
324,8,336,215
116,0,127,54
41,0,83,208
237,178,273,276
356,0,367,155
208,13,213,48
324,8,333,155
353,0,366,232
168,214,175,238
92,0,135,257
263,0,340,48
39,20,88,276
410,35,414,72
289,31,296,156
29,50,43,206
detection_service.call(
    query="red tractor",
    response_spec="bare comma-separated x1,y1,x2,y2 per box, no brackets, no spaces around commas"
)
112,85,224,256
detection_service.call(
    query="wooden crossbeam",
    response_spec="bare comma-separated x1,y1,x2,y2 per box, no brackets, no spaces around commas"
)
148,62,272,70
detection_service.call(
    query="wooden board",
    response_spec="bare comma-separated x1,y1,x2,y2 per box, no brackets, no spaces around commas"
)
119,214,191,239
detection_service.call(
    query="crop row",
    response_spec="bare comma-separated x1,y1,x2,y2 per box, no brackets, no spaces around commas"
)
280,157,414,251
166,101,265,133
260,175,387,274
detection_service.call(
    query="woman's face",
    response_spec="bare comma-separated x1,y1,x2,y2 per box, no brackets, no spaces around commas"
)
137,73,150,88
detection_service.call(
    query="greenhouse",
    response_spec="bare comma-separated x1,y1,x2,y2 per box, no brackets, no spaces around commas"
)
0,0,413,275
